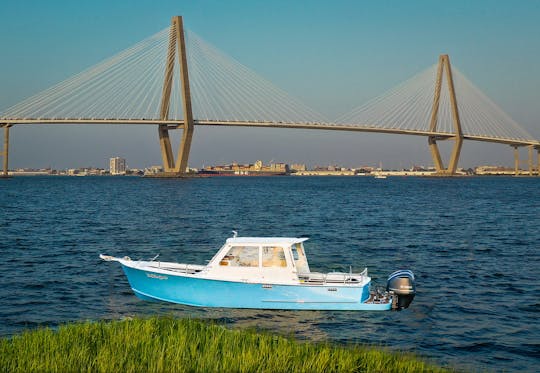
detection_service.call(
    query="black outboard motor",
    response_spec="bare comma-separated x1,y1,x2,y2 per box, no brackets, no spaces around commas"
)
387,270,416,310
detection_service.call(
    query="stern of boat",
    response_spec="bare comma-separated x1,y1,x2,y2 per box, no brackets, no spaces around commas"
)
387,270,416,310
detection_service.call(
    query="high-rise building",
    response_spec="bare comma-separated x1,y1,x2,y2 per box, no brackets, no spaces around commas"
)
109,157,126,175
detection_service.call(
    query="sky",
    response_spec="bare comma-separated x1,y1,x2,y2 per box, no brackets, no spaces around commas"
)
1,0,539,170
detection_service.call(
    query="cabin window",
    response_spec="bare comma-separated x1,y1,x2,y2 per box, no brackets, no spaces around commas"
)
292,245,299,260
262,246,287,267
291,243,310,272
220,246,259,267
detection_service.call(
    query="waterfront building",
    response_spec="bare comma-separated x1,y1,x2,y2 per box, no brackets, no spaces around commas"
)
143,165,164,175
475,165,515,175
290,163,307,172
199,160,289,175
110,157,126,175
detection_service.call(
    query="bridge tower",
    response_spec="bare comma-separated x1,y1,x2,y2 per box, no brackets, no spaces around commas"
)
428,54,464,175
157,16,194,175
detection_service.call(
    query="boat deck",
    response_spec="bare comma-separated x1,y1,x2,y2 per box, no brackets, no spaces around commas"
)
143,263,369,286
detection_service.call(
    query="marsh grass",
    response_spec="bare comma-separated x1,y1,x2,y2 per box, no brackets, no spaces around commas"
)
0,317,448,372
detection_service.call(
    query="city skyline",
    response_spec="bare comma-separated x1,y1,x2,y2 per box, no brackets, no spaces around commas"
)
9,156,528,174
1,1,539,170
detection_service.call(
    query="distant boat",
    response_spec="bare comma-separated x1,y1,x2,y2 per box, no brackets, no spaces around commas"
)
100,235,415,311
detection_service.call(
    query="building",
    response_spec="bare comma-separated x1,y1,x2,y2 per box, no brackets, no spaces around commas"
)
144,165,164,175
200,160,289,175
290,163,307,172
109,157,126,175
475,165,515,175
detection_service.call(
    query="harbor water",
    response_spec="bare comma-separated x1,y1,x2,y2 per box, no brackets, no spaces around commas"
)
0,176,538,371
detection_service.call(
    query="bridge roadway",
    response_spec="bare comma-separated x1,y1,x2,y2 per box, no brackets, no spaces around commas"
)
2,118,539,147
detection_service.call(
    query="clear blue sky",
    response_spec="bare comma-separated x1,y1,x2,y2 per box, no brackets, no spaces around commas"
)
1,0,539,169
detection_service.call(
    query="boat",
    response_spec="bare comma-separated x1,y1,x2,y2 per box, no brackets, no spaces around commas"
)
374,173,387,179
100,234,415,311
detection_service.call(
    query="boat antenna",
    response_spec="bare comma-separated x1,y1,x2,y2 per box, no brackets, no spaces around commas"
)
232,230,238,238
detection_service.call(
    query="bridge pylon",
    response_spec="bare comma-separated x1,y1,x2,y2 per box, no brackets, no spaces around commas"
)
428,54,464,175
157,15,194,175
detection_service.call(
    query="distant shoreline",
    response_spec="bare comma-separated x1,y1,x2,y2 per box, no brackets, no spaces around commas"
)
3,171,538,177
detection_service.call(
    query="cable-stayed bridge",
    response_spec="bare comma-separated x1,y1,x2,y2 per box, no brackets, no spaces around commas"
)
1,16,539,176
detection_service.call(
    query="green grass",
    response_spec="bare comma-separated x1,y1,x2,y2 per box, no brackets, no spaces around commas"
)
0,317,448,372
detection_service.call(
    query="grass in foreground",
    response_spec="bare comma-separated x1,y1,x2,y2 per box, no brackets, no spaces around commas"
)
0,317,448,372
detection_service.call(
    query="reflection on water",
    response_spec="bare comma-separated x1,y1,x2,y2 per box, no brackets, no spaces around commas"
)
1,176,539,372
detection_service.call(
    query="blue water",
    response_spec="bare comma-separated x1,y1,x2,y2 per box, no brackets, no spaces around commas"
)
1,176,538,372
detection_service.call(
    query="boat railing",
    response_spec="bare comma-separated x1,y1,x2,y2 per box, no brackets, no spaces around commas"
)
298,268,368,284
147,262,205,275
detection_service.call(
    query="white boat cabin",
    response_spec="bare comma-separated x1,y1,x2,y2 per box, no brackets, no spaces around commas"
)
206,237,310,283
204,237,368,286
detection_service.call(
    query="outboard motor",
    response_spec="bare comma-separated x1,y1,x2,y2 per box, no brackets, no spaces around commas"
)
387,270,416,310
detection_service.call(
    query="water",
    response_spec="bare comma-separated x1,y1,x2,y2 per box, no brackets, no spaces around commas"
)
1,176,538,372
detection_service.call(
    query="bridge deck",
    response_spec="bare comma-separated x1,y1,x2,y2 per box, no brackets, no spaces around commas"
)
1,119,538,147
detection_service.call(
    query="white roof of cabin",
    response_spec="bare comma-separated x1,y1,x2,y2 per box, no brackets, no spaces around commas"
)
225,237,308,246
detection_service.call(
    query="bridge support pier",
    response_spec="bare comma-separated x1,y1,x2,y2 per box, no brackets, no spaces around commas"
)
156,15,194,176
510,145,536,176
537,147,540,176
427,55,464,175
512,145,538,176
528,145,534,176
513,146,520,175
1,125,11,178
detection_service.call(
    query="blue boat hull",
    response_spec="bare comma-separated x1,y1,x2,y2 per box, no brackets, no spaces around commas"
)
121,264,391,311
